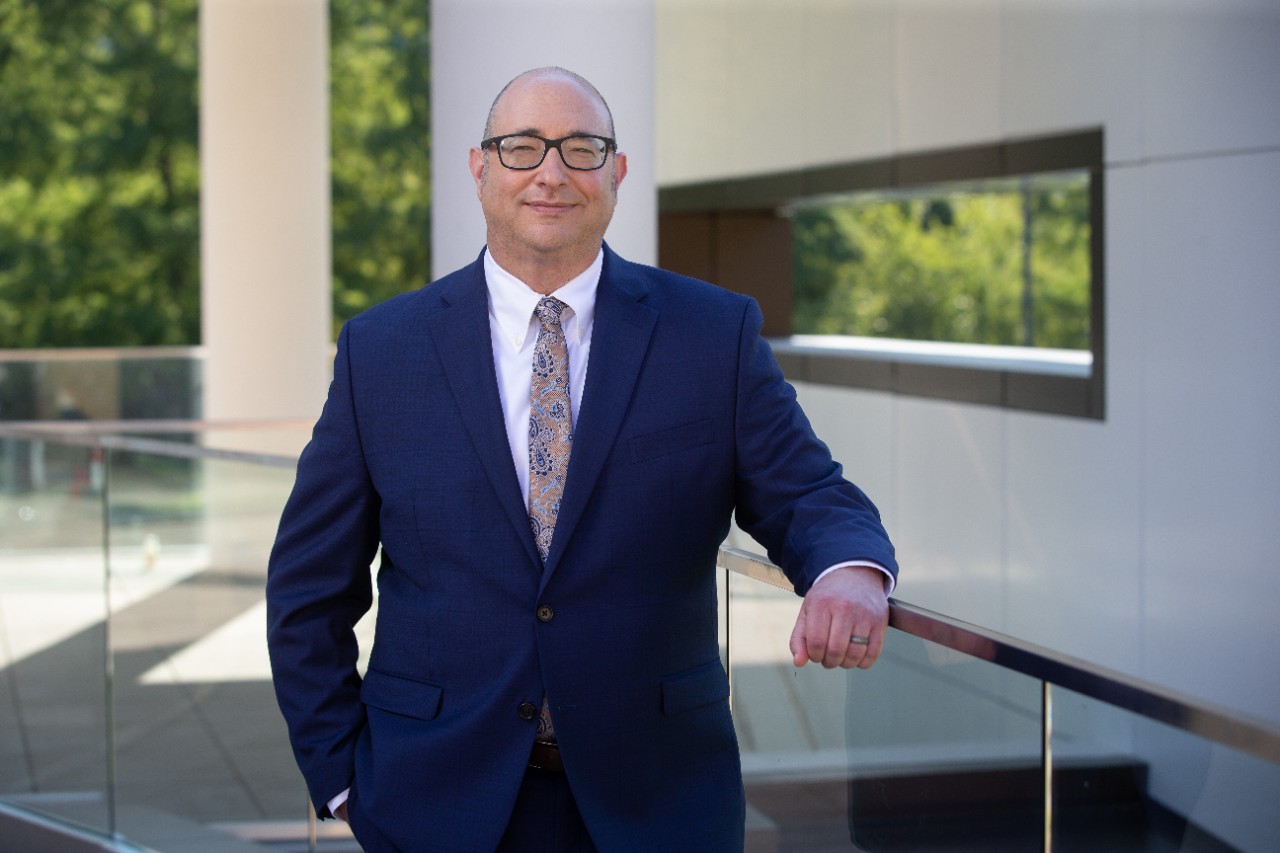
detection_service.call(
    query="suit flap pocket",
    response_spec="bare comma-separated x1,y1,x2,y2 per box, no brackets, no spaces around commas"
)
629,418,714,464
361,668,443,721
661,660,730,716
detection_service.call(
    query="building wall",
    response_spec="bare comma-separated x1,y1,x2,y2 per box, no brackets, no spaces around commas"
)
656,3,1280,845
425,2,1277,845
661,0,1277,746
658,0,1280,726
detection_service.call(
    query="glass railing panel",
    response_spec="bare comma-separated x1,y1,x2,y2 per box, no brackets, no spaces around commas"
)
0,436,112,838
103,447,324,847
0,348,203,422
727,571,1045,852
1051,686,1280,853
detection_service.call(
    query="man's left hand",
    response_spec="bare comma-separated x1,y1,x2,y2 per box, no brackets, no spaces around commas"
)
789,566,889,669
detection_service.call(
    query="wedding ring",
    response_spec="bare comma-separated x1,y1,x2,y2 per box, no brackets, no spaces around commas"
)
849,634,871,646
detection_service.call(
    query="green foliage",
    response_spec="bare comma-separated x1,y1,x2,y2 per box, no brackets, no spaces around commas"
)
0,0,200,347
330,0,431,335
0,0,431,348
792,175,1091,351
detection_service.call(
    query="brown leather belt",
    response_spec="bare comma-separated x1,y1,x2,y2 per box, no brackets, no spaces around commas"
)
528,740,564,773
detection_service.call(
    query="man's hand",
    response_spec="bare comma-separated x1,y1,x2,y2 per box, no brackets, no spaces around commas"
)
789,566,889,669
334,801,349,823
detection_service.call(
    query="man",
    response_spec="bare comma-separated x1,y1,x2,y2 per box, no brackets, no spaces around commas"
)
267,67,897,853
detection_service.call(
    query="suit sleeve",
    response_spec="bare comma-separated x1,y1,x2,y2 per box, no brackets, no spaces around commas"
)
730,299,897,595
266,322,380,815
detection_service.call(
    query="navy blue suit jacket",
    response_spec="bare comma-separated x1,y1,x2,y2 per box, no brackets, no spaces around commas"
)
266,246,897,852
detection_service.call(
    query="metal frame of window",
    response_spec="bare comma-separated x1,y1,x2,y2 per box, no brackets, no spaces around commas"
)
658,129,1106,419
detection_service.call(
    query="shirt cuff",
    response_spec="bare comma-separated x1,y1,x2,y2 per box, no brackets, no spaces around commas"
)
327,788,350,819
813,561,895,596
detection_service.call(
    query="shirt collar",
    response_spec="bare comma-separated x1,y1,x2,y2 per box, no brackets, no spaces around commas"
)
484,249,602,350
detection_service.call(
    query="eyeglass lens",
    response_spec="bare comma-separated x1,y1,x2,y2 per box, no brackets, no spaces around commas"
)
498,136,609,170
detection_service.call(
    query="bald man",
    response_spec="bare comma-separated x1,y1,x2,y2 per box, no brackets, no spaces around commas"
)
267,67,897,853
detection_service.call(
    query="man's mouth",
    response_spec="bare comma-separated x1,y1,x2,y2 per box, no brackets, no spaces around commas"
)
525,200,574,213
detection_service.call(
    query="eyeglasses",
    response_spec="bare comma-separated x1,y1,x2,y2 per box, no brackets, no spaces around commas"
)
480,134,616,171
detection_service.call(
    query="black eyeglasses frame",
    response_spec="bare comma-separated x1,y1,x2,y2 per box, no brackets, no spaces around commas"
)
479,133,617,171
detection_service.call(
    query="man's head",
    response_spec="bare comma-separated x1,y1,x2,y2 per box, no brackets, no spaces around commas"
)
469,67,627,290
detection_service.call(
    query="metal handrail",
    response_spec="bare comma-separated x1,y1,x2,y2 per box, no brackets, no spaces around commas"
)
0,420,311,468
719,545,1280,765
9,420,1278,766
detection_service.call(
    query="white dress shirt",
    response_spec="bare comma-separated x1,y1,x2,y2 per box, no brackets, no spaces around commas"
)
484,248,597,503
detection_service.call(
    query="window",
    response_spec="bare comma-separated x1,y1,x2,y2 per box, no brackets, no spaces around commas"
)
659,130,1105,419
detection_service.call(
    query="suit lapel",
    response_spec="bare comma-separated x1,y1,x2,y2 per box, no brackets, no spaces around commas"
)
542,249,657,580
428,258,542,569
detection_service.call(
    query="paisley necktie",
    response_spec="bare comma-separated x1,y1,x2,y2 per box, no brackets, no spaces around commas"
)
528,295,572,562
528,295,572,743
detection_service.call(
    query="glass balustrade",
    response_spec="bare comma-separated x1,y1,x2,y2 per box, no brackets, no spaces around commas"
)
0,435,112,838
0,349,203,423
1051,687,1280,852
2,426,1278,852
727,570,1045,852
104,445,304,844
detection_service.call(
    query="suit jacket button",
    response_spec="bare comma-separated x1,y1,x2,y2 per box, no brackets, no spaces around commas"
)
518,702,538,721
536,605,554,622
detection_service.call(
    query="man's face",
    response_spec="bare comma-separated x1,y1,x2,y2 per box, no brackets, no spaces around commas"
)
469,75,627,271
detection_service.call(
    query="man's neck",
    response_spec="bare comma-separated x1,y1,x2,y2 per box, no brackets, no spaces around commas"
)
486,245,601,296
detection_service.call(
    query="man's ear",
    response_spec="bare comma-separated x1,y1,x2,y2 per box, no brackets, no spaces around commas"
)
612,151,628,192
468,147,486,194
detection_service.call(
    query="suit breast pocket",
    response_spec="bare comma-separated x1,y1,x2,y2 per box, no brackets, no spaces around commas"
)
628,418,715,464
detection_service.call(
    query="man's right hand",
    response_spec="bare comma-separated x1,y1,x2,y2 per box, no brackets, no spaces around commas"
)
335,801,349,822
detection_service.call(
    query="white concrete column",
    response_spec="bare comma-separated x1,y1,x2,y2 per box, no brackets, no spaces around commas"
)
431,0,657,278
200,0,331,423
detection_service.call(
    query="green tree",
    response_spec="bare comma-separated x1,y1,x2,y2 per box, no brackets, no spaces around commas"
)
0,0,200,347
329,0,431,335
792,175,1090,350
0,0,431,348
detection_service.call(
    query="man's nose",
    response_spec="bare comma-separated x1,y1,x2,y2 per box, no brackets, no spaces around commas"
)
534,146,570,182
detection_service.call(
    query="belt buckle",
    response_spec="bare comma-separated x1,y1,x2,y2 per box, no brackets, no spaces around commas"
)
528,740,564,773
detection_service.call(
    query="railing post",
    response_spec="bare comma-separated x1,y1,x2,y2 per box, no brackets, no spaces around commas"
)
723,565,733,713
1042,680,1053,853
101,445,118,839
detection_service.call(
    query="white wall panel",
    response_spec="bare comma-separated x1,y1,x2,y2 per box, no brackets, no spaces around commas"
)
1138,151,1280,723
1142,0,1280,160
793,383,897,523
721,2,808,178
655,0,732,186
1003,411,1144,671
1000,0,1145,162
891,399,1008,628
800,0,897,169
893,0,1003,151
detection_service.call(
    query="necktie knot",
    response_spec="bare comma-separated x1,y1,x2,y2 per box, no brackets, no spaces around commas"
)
533,295,567,330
